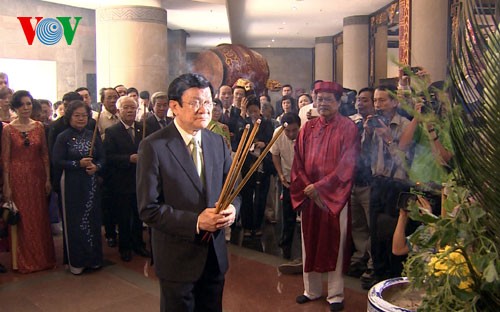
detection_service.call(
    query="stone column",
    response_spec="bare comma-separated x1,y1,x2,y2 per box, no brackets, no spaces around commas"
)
96,5,168,94
342,15,370,91
168,29,188,84
314,36,333,81
333,35,344,85
411,0,449,82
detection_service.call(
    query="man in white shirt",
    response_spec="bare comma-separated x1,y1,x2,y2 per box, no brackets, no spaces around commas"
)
270,113,301,267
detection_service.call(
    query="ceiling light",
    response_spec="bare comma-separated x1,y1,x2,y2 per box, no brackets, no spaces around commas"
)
282,22,286,25
267,45,271,47
292,6,297,10
271,39,275,42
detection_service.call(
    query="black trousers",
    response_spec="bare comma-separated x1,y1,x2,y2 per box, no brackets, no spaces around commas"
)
279,186,296,251
240,168,271,231
369,176,409,278
159,244,225,312
101,182,117,239
115,193,143,252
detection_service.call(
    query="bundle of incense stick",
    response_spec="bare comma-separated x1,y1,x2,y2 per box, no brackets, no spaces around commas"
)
202,120,287,241
217,122,287,213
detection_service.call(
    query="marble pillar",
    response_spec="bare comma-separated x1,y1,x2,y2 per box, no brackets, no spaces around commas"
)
168,29,188,85
411,0,449,82
96,5,168,94
314,36,334,81
343,15,370,91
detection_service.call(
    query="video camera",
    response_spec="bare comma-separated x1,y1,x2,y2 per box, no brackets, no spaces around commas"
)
419,92,440,115
367,113,387,128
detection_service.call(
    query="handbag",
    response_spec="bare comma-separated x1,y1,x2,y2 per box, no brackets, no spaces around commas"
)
2,201,20,225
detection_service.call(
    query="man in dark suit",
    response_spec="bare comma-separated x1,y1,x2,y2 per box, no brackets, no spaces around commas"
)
137,73,239,312
221,86,247,152
144,91,172,136
104,96,149,262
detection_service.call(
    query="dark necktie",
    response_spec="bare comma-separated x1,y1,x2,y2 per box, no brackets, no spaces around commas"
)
127,127,135,142
190,138,204,184
224,109,230,121
159,119,167,128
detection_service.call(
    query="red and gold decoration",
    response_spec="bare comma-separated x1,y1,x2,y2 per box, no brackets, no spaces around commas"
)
399,0,411,65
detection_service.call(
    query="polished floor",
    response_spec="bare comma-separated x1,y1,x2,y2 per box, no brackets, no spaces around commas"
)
0,222,368,312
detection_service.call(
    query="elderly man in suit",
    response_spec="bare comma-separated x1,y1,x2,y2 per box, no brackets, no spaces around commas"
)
145,91,172,136
104,96,149,262
137,73,239,312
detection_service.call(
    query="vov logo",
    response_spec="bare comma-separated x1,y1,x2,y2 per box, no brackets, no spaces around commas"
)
17,17,82,46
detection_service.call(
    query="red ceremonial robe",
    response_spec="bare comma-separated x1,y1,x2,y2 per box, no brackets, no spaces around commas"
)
290,114,359,273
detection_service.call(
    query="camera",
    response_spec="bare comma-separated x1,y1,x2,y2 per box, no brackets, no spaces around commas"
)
410,66,421,74
367,115,385,128
397,187,437,213
419,93,439,115
402,66,422,75
397,192,418,211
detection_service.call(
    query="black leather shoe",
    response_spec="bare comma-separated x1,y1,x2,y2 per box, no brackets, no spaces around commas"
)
296,295,313,304
360,269,380,290
347,262,367,278
134,246,151,258
120,250,132,262
329,301,344,311
106,238,117,248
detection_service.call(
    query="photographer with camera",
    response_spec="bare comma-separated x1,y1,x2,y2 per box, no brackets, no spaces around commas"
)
361,85,411,289
392,194,434,256
398,82,454,215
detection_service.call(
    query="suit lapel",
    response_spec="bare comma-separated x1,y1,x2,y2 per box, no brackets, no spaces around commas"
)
134,122,142,148
165,126,203,193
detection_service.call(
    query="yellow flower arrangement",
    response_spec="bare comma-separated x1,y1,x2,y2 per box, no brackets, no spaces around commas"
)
427,246,474,291
403,181,499,311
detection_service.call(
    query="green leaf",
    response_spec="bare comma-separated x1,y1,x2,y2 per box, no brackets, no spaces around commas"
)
483,261,499,283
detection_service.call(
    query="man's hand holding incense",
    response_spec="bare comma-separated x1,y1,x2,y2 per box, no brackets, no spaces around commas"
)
198,208,224,232
216,204,236,229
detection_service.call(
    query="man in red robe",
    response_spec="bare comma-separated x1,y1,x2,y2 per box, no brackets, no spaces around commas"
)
291,81,359,312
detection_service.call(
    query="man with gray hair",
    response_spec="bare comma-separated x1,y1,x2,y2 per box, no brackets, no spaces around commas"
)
145,91,172,136
104,96,149,262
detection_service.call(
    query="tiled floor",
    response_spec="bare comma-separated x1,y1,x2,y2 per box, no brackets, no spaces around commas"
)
0,223,369,312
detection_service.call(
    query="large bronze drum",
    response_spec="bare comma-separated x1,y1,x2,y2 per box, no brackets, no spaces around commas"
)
193,44,270,94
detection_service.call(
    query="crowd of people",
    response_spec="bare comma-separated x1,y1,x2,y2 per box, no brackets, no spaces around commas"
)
0,67,453,311
208,69,452,311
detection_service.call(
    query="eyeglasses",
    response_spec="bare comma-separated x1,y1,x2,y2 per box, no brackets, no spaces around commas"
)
186,100,213,111
21,132,30,147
